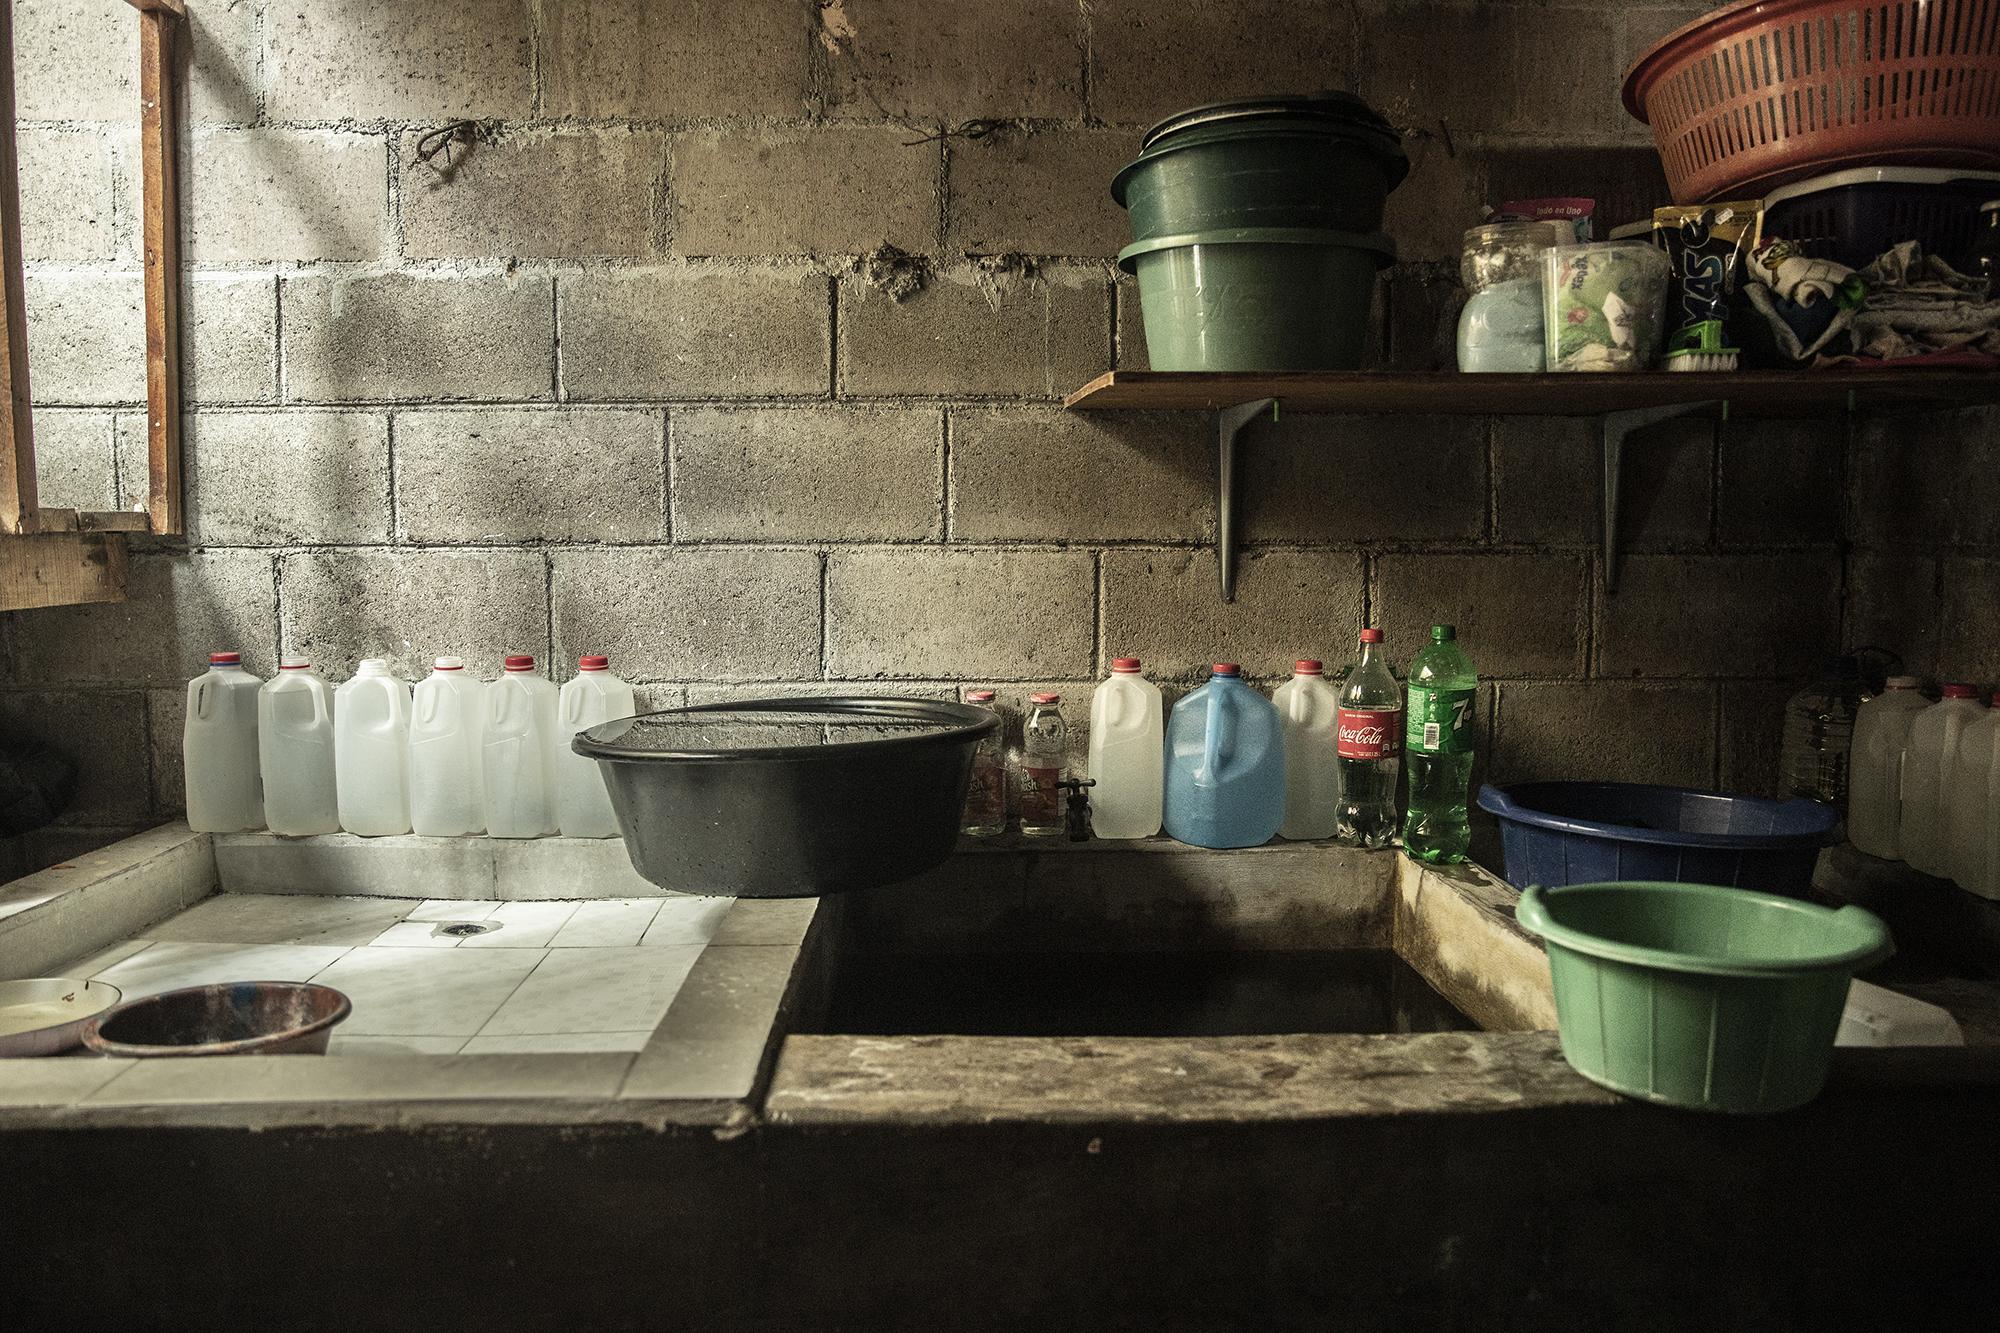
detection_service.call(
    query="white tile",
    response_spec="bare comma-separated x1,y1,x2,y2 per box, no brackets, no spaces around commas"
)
150,893,413,946
460,1030,653,1055
548,898,662,948
458,900,578,948
368,921,464,948
0,1056,134,1107
639,897,733,947
92,941,351,1000
84,1052,632,1105
61,936,153,976
478,945,704,1036
407,899,501,921
327,1033,466,1057
310,946,544,1036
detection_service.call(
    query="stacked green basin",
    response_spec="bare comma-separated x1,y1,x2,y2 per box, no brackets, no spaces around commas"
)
1112,94,1408,371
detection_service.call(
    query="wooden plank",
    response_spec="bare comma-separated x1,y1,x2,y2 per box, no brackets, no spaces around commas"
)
75,509,151,533
139,9,183,537
0,533,127,612
1063,369,2000,416
0,1,37,534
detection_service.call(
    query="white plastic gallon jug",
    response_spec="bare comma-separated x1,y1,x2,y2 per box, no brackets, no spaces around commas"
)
257,657,337,836
1847,676,1927,861
1087,657,1164,840
556,655,634,838
1900,685,1985,878
1946,693,2000,895
409,657,487,837
184,651,264,833
484,654,560,839
1273,659,1340,840
334,658,413,837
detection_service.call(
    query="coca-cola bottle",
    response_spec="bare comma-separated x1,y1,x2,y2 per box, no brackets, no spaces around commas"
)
1336,628,1403,849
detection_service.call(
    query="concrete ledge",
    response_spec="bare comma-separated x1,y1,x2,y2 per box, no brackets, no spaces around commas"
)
214,831,669,900
1393,858,1558,1032
0,823,215,979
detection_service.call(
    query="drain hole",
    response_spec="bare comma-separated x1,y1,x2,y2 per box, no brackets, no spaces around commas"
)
433,921,499,938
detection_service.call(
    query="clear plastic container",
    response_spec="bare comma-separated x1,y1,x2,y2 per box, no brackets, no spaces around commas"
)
258,657,337,836
334,658,412,837
1403,626,1478,864
1456,220,1570,373
1336,630,1402,849
1016,693,1069,838
1272,659,1339,840
1847,676,1928,860
556,656,635,839
1945,693,2000,894
1900,685,1986,878
483,654,560,839
409,656,487,837
961,690,1007,837
1781,657,1868,809
184,651,264,834
1542,241,1671,372
1163,664,1285,849
1088,658,1164,840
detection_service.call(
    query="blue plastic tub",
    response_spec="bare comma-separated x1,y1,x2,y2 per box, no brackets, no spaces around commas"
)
1476,782,1839,898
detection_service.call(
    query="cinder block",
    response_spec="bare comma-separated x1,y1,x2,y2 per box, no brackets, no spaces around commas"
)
280,548,550,681
948,407,1207,542
541,0,811,119
1493,417,1595,546
1479,145,1674,239
823,0,1085,119
186,273,279,404
1853,408,2000,549
946,128,1135,257
12,0,135,120
1846,553,1939,677
188,129,388,264
558,267,830,400
0,689,149,825
400,128,666,261
1940,558,2000,683
1493,681,1716,788
30,409,117,512
684,681,957,706
10,549,277,687
827,549,1094,678
395,408,664,544
1100,549,1364,681
1718,419,1842,546
1373,553,1589,678
187,410,390,545
264,0,532,121
281,272,554,403
147,686,183,814
839,264,1107,397
17,129,117,262
1088,0,1359,125
1619,416,1713,550
671,407,939,542
1241,415,1487,543
670,127,937,257
552,547,822,681
1114,278,1147,368
1720,680,1795,798
1381,142,1487,264
1596,554,1840,678
23,272,145,405
185,0,262,124
112,413,149,513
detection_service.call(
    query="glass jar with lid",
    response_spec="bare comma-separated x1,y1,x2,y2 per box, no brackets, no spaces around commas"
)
1456,220,1572,373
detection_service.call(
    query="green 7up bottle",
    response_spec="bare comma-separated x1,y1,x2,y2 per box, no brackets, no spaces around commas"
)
1402,625,1478,864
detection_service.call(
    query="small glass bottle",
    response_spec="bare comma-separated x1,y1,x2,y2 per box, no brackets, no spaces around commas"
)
1015,692,1068,838
961,689,1007,837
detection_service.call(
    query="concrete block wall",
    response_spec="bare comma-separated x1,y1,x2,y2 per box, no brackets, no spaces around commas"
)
0,0,1991,873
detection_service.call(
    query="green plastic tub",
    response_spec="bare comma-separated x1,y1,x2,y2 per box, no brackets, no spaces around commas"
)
1119,228,1395,372
1113,127,1406,240
1516,881,1892,1114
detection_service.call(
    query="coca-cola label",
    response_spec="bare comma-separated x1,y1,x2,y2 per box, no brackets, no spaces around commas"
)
1337,707,1403,760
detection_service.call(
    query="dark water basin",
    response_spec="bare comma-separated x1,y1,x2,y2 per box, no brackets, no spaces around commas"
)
811,949,1474,1038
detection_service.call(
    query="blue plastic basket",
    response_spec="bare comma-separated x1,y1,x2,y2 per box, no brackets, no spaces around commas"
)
1477,782,1839,898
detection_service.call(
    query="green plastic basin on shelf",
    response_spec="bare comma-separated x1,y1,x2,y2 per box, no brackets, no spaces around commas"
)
1112,126,1405,240
1118,228,1395,373
1515,880,1892,1114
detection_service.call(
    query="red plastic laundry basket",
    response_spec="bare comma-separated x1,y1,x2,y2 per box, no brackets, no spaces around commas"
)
1624,0,2000,203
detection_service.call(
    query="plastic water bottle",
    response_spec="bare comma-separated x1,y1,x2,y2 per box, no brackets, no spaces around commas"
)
557,655,635,838
1847,676,1927,860
1946,691,2000,892
1336,629,1402,849
334,658,412,836
1272,659,1339,840
1781,655,1868,808
1900,684,1985,878
1163,663,1285,849
184,651,264,833
409,656,486,837
484,654,560,839
257,657,337,836
1088,657,1164,840
1402,626,1478,864
961,689,1007,836
1015,693,1068,838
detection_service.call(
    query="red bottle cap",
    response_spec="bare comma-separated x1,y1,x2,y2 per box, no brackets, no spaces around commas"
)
279,656,309,670
1111,657,1142,673
966,689,997,703
1029,692,1061,705
1295,659,1323,674
1944,683,1978,699
1359,629,1383,644
504,654,536,671
1211,663,1240,677
209,651,241,665
578,655,609,671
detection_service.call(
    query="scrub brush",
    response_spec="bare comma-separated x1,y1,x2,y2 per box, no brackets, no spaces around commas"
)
1664,321,1738,372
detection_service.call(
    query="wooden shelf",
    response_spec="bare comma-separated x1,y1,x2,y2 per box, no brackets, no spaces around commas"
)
1064,369,2000,416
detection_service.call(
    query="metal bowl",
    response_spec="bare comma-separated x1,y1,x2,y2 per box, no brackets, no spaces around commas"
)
575,697,1001,898
82,981,352,1057
0,978,123,1057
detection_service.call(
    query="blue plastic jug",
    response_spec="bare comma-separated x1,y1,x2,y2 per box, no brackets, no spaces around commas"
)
1163,663,1286,848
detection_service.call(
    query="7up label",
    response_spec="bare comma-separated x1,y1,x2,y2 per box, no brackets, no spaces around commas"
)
1407,686,1475,755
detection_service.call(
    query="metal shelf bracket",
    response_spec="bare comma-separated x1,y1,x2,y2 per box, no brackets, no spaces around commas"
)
1216,397,1278,602
1599,399,1725,593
